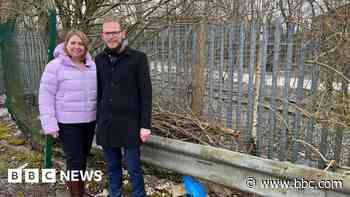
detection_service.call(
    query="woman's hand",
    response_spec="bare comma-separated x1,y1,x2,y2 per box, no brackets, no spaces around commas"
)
48,131,59,138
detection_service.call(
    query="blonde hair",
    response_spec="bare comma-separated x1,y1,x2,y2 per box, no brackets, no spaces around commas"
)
64,30,89,61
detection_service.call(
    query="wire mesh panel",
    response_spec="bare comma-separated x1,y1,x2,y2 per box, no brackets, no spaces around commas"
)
0,47,4,94
17,31,48,95
0,17,50,148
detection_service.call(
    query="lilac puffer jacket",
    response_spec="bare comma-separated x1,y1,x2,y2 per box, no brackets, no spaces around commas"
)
39,43,97,134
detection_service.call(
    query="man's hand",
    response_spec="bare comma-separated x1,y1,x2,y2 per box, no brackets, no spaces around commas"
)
48,131,59,138
140,128,151,142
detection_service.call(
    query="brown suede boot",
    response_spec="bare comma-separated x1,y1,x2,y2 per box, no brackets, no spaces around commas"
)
80,180,94,197
67,181,83,197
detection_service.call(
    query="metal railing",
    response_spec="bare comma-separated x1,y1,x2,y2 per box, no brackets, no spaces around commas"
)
142,135,350,197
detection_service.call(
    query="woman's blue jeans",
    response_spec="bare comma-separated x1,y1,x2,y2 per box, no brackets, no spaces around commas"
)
103,146,146,197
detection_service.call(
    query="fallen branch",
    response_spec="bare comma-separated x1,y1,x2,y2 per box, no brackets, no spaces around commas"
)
151,97,240,149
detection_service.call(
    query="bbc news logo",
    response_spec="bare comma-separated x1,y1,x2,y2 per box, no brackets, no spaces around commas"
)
8,169,103,183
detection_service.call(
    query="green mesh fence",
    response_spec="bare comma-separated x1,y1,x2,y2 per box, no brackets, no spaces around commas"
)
0,50,4,94
0,34,3,94
0,14,55,155
0,19,15,95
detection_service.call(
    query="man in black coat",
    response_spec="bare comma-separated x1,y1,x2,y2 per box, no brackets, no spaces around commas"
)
95,16,152,197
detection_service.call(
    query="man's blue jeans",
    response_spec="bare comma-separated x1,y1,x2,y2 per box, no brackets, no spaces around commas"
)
103,147,146,197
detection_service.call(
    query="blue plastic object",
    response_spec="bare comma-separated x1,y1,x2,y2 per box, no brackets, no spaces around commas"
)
183,175,207,197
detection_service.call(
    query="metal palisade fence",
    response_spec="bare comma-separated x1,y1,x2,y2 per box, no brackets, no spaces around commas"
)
138,19,350,169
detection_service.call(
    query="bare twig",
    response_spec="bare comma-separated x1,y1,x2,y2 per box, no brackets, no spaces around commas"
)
294,139,350,171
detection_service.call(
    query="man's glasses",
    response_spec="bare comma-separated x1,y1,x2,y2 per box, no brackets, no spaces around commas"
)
103,31,123,37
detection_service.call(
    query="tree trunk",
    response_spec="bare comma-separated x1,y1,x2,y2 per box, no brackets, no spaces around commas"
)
191,20,207,116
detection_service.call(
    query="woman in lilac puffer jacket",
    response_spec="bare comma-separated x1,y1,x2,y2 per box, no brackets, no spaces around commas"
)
38,30,96,197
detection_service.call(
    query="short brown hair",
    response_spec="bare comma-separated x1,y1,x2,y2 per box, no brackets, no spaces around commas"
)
63,30,89,61
102,15,126,29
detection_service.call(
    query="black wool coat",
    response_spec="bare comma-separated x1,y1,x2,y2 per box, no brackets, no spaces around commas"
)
95,46,152,148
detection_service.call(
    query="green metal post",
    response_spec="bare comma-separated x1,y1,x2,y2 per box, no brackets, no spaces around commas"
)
44,9,57,168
